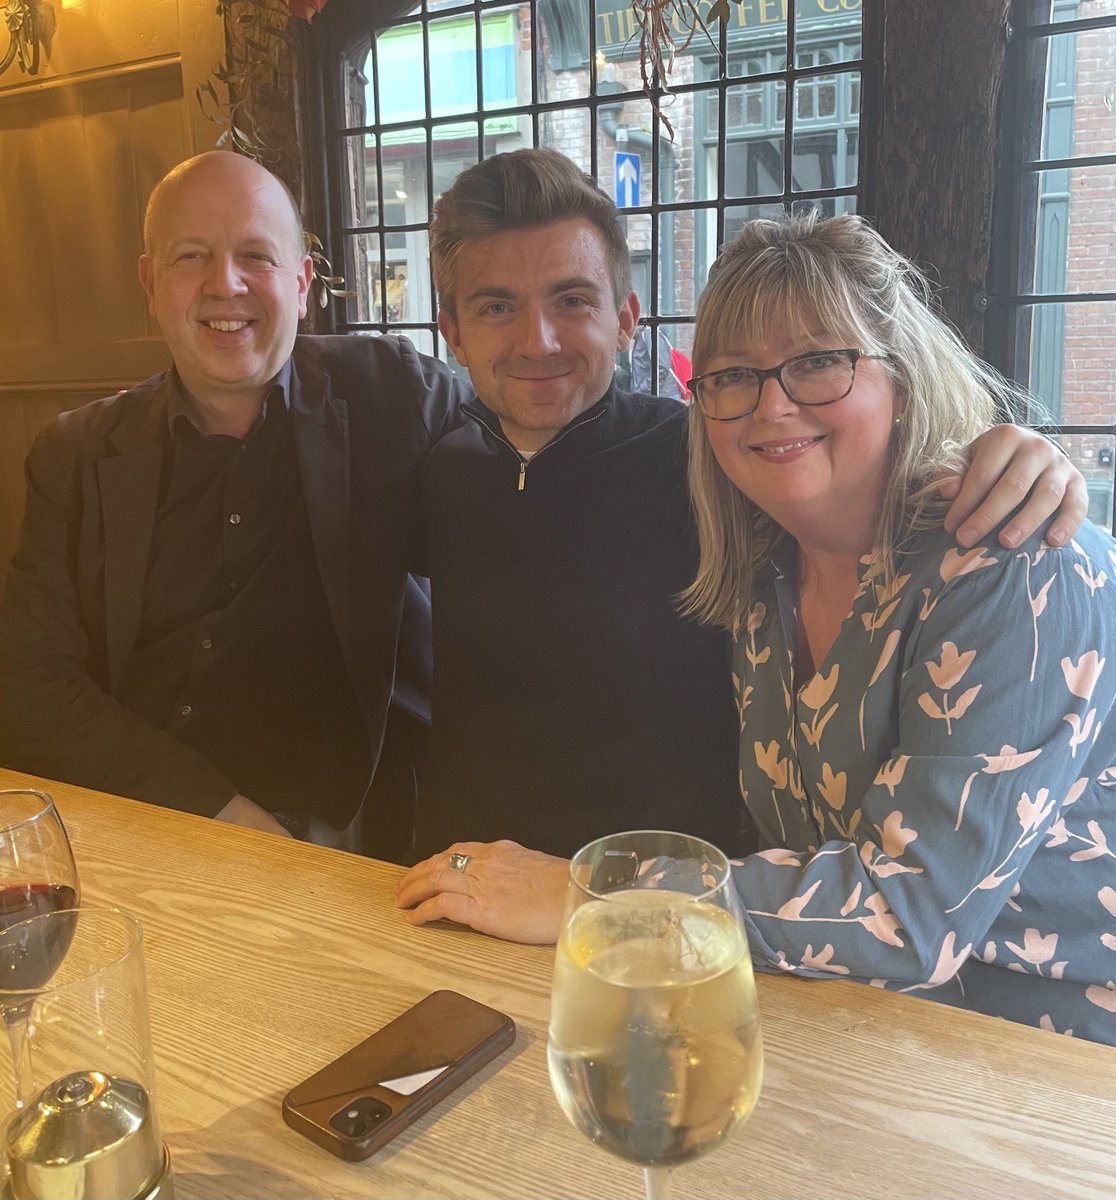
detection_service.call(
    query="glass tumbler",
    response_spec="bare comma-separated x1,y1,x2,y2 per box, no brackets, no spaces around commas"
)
0,907,173,1200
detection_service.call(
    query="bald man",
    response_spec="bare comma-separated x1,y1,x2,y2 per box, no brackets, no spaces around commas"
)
0,152,467,847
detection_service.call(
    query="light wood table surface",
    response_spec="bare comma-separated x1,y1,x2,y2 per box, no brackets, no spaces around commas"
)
4,769,1115,1199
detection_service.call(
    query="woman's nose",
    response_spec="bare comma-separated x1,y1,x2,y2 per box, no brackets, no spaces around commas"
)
751,372,798,420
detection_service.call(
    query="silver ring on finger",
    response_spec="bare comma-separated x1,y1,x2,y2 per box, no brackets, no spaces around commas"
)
448,851,471,873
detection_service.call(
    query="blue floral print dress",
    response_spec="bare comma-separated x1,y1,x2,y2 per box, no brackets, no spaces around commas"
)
729,520,1116,1044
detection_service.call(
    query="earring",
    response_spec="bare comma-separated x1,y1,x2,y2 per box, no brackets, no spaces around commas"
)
894,416,902,426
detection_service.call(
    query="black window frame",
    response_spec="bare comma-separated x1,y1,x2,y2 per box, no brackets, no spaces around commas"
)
987,0,1116,529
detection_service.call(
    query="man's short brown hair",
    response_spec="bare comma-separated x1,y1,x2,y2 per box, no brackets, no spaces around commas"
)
430,148,632,317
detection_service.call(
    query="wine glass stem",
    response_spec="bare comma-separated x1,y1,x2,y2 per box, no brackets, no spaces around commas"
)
3,1003,37,1107
644,1166,672,1200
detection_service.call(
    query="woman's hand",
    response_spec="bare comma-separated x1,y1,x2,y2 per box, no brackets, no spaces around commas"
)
940,424,1086,549
395,840,569,945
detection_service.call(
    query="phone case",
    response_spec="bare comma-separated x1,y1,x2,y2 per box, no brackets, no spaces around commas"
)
281,990,516,1161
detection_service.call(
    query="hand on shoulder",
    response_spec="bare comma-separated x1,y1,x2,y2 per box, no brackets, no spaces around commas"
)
938,424,1086,550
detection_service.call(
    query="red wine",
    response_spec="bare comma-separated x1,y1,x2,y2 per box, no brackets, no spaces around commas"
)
0,883,79,991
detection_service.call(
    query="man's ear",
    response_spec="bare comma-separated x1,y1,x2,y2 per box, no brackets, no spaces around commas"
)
616,291,640,351
137,255,156,317
296,254,313,319
437,308,466,367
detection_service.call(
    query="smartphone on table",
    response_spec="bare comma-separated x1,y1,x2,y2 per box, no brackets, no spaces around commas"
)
282,990,516,1161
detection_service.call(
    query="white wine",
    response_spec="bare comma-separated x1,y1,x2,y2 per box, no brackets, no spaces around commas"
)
548,891,762,1168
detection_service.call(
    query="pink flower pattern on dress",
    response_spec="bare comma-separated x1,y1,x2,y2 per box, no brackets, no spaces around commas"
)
730,521,1116,1045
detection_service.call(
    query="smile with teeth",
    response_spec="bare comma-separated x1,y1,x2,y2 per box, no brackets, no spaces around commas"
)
752,436,824,454
205,319,250,332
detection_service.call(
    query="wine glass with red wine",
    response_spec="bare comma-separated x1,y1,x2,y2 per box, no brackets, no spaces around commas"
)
0,790,81,1106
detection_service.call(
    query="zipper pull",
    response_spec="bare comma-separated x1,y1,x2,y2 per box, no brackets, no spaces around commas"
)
517,460,526,491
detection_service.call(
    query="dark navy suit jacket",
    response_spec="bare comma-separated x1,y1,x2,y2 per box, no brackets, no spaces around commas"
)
0,335,467,827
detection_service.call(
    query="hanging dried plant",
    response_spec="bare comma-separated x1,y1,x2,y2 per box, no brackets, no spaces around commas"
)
632,0,727,137
197,0,352,310
305,233,356,308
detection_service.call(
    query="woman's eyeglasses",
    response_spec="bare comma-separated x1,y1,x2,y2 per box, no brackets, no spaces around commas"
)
688,349,888,421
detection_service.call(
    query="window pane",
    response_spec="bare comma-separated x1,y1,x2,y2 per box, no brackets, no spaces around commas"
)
432,133,481,209
428,16,479,116
1026,26,1116,162
340,134,377,226
344,229,434,326
660,322,695,394
538,0,589,89
793,66,859,127
372,21,431,124
724,200,788,241
659,208,699,316
1060,299,1116,426
595,0,643,64
482,9,520,112
345,231,380,325
1025,164,1116,295
540,107,592,172
725,7,788,71
375,134,430,226
341,40,372,127
620,323,694,399
792,0,862,63
724,135,786,200
1061,433,1115,533
1009,300,1116,428
623,211,653,312
397,328,436,357
597,95,654,207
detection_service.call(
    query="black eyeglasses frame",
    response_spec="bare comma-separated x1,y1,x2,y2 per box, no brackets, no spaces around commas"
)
688,349,889,421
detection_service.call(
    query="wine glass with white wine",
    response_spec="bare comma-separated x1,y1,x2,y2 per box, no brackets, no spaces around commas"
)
547,830,763,1200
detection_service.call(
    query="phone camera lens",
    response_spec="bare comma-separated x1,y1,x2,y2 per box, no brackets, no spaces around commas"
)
330,1096,392,1138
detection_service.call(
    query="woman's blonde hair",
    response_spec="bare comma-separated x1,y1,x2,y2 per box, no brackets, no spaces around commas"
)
681,210,1028,631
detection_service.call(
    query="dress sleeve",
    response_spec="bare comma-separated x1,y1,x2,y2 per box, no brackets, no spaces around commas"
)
732,536,1116,988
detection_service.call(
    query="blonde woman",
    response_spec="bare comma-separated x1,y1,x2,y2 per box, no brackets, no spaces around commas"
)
684,212,1116,1043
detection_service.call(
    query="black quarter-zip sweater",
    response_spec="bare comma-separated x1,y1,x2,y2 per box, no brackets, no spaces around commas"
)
414,385,754,861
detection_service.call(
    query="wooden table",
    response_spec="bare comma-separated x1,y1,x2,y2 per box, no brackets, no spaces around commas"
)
3,769,1114,1199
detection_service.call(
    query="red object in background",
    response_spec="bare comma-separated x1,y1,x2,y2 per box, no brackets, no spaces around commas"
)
670,347,693,400
287,0,330,21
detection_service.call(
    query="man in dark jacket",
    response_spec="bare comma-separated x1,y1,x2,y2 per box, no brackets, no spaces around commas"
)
0,151,465,847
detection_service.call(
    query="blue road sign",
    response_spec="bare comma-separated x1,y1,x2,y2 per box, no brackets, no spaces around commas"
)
614,152,640,209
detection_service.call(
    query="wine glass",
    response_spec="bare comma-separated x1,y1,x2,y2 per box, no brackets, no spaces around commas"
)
548,830,763,1200
0,790,81,1107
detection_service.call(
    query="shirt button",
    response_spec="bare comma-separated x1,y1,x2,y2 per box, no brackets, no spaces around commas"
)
228,513,242,525
200,638,213,651
179,705,192,719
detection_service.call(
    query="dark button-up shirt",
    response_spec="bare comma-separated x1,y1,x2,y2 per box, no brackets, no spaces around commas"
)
117,370,367,824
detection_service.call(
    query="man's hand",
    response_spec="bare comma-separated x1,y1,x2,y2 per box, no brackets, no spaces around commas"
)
214,793,294,837
395,840,569,945
939,425,1086,549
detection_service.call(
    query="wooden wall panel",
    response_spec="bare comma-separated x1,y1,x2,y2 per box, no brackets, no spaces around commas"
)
0,65,184,353
0,0,226,589
0,103,58,345
0,0,182,89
